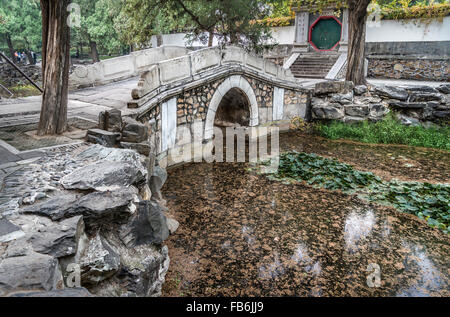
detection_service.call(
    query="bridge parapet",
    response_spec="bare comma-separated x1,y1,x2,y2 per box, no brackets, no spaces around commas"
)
130,46,295,106
69,45,191,89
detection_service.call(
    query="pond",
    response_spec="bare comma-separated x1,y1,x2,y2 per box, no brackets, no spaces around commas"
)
162,132,449,297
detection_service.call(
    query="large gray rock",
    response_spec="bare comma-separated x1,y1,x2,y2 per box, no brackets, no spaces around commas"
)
28,216,85,258
406,86,439,94
89,230,170,297
121,142,151,156
21,194,80,221
388,101,427,109
0,253,64,295
369,104,389,118
61,161,146,191
312,104,344,120
354,85,368,96
8,287,94,297
0,218,25,243
436,84,450,94
98,109,123,132
315,81,354,95
331,92,353,105
397,114,421,127
375,85,408,101
119,201,169,248
408,92,442,102
149,166,168,202
122,117,149,143
22,188,138,223
345,104,370,117
86,129,121,148
79,233,120,285
76,187,138,223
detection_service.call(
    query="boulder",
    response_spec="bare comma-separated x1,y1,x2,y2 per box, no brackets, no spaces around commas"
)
21,194,79,221
345,104,370,117
397,114,421,127
374,85,408,101
86,129,121,148
314,81,354,95
343,116,365,124
331,92,353,105
98,109,123,132
122,118,149,143
388,101,427,109
121,142,151,156
76,187,138,223
354,85,368,96
369,104,389,118
119,200,169,248
23,188,138,223
28,216,85,258
0,253,64,295
436,84,450,94
79,233,120,285
0,218,25,243
312,104,344,120
408,92,442,102
8,287,94,297
406,86,439,94
61,161,146,191
89,230,170,297
166,217,179,235
149,166,168,203
432,110,450,120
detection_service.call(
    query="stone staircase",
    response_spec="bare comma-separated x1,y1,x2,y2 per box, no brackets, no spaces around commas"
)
290,53,339,79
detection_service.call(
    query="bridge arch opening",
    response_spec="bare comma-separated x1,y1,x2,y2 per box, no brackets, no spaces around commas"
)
204,75,259,140
214,88,250,127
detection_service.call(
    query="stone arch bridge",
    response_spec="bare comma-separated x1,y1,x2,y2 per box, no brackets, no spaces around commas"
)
75,46,311,167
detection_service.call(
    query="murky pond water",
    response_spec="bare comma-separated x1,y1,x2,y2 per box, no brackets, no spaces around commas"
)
162,132,450,297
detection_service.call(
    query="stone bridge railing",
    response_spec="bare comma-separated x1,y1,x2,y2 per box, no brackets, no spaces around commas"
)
69,46,192,89
128,46,296,111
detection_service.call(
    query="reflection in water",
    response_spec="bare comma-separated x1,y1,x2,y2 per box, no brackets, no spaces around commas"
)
344,209,376,253
259,252,285,280
397,242,445,297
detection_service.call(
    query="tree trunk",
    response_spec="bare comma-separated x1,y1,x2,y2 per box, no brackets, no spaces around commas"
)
156,34,163,47
38,0,70,136
346,0,370,85
89,39,100,63
208,30,214,47
5,33,15,63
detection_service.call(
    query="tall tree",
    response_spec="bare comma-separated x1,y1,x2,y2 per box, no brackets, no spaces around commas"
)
347,0,371,85
119,0,280,53
38,0,70,135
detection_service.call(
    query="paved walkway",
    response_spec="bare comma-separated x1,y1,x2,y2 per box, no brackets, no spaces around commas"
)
0,77,139,128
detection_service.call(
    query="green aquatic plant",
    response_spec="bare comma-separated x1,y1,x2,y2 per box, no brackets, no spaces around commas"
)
271,151,450,234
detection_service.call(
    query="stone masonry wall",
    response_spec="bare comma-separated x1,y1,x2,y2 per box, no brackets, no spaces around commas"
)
0,62,42,87
368,58,449,82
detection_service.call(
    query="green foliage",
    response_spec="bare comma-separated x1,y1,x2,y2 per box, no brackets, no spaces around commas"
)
0,0,42,53
71,0,126,55
273,151,450,233
119,0,282,53
315,114,450,151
